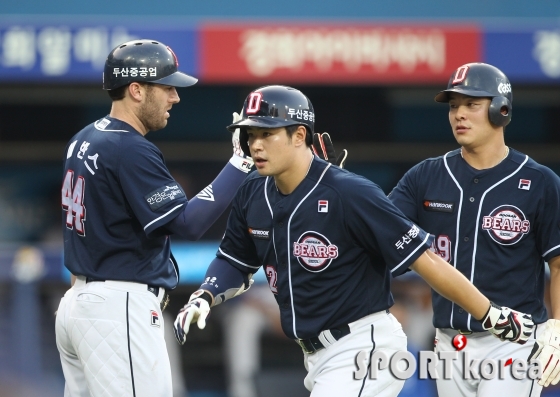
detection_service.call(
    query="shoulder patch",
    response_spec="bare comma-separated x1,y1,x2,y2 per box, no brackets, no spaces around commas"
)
393,224,421,255
144,184,185,211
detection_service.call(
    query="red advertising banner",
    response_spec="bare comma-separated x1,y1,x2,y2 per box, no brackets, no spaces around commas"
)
200,23,481,84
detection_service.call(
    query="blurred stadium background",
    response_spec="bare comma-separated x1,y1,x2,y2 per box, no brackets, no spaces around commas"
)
1,1,560,396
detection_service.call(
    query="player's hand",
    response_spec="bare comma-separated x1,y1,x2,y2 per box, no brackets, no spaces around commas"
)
173,290,212,345
312,132,348,168
528,319,560,387
230,111,254,173
481,301,534,344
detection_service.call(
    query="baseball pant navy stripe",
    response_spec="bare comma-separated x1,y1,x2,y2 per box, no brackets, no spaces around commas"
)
126,292,137,397
358,324,376,397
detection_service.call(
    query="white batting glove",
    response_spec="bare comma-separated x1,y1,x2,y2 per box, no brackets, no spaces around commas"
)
528,319,560,387
173,290,212,345
229,111,254,173
481,302,534,344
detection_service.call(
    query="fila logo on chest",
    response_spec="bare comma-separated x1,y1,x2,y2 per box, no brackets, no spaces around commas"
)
518,179,531,190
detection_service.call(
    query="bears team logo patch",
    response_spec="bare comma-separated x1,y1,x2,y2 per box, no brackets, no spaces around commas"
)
293,231,338,273
482,205,530,245
151,310,160,327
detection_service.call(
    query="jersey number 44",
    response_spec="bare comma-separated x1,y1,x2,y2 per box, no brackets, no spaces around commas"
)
61,170,86,236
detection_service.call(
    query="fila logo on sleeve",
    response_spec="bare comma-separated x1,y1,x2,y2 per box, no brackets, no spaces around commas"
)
519,179,531,190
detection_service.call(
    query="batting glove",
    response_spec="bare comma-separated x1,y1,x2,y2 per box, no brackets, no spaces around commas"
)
173,290,212,345
481,301,534,344
229,111,254,173
312,132,348,168
528,319,560,387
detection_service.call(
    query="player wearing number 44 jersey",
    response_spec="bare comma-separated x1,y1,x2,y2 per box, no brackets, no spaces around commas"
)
173,85,534,397
55,39,253,397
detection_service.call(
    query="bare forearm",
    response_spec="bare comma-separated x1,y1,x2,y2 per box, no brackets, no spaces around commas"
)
549,256,560,319
410,250,490,321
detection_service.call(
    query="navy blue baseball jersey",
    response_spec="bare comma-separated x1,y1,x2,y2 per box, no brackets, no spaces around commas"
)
216,157,433,339
389,148,560,332
62,116,186,289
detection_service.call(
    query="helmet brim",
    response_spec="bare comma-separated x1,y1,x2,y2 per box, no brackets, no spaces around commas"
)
227,117,296,132
435,88,495,103
153,71,198,87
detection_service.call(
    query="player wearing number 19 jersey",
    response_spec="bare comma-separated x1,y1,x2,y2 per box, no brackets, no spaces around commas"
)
389,63,560,396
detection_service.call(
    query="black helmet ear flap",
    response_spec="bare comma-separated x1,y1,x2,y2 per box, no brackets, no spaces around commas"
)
489,96,512,127
239,129,251,157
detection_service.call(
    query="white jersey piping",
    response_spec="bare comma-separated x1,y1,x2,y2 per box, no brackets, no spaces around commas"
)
218,247,260,270
445,153,528,330
443,151,464,329
143,204,184,230
286,162,331,339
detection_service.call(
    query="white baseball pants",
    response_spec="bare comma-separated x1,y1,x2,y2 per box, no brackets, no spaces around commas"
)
55,276,171,397
435,326,543,397
303,310,407,397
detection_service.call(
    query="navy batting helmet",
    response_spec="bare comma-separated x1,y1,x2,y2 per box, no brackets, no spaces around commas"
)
435,63,512,127
103,39,197,90
227,85,315,156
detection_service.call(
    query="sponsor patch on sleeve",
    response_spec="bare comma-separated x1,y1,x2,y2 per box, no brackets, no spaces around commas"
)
393,224,421,255
423,200,454,213
144,184,186,211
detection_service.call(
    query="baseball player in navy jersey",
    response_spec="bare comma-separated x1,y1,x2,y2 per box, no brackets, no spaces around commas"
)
380,63,560,396
172,85,533,397
54,39,253,397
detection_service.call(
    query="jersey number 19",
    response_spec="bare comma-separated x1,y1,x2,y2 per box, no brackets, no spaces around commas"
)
62,170,86,236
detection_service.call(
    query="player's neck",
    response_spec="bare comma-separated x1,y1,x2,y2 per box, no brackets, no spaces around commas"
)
109,102,149,136
460,142,509,170
274,150,314,195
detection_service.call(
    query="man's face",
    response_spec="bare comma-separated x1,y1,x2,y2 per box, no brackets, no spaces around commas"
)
138,83,180,132
448,93,497,149
247,126,297,177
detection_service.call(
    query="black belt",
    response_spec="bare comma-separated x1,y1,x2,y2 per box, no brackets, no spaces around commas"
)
296,324,351,354
85,277,170,312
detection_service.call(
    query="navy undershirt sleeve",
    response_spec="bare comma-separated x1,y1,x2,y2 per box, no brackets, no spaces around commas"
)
199,256,250,297
166,162,247,240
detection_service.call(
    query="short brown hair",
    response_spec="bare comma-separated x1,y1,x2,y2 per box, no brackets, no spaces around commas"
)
107,82,153,101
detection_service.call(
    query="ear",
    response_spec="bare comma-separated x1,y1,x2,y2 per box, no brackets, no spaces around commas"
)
293,125,308,147
127,82,144,102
